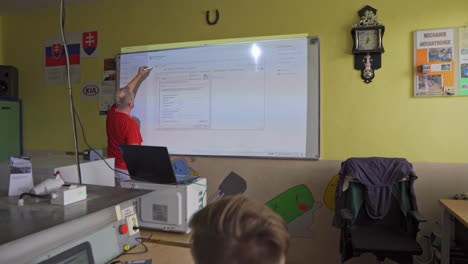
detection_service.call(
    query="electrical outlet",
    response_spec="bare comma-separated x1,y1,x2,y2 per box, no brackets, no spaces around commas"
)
126,214,139,236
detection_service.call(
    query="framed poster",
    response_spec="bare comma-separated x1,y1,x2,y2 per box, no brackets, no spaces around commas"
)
414,27,468,97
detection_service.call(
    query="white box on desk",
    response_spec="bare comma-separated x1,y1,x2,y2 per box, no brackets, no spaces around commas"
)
120,178,207,233
54,158,115,187
50,185,87,205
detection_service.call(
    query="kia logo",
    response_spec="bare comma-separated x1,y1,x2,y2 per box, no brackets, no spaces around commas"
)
82,85,99,96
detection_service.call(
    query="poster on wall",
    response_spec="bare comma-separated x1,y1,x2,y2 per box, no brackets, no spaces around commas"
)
458,28,468,96
99,57,117,115
414,28,455,97
99,81,116,115
103,57,116,81
44,32,81,85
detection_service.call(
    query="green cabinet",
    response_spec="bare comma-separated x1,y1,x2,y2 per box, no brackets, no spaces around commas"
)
0,99,22,162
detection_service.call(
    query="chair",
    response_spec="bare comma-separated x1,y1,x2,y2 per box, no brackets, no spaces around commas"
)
333,158,426,264
208,171,247,202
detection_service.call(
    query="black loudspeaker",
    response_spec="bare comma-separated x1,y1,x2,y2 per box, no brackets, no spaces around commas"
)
0,66,18,99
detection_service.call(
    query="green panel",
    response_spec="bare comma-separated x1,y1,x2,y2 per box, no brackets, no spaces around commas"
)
460,78,468,95
0,100,20,162
265,184,315,223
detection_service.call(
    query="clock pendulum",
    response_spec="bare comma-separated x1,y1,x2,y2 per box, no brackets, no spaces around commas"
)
362,54,374,81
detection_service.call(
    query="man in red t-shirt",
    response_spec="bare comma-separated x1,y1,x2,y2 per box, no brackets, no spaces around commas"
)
106,66,151,185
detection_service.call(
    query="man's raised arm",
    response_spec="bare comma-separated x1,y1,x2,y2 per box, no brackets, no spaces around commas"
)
126,66,151,94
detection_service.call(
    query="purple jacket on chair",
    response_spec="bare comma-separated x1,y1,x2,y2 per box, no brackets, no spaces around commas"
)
337,157,418,219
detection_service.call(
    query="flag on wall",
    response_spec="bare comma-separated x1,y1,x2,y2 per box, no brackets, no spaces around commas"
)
44,30,98,85
45,43,80,67
81,30,98,57
44,32,81,85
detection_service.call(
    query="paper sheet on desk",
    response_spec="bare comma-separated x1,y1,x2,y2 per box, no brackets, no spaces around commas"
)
8,157,34,196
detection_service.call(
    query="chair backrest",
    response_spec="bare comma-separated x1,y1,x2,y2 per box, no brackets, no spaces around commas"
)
208,171,247,202
352,181,417,235
354,194,403,229
218,171,247,196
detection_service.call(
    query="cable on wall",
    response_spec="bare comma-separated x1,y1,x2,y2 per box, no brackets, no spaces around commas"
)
59,0,82,184
57,2,129,178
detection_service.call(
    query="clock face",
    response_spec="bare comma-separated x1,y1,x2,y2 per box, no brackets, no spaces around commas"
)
357,30,379,51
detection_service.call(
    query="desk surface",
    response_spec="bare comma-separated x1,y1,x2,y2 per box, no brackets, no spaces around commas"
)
109,243,194,264
140,229,191,248
440,199,468,227
0,185,150,246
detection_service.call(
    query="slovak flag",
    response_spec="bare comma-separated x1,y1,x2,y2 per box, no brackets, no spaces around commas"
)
82,31,97,56
45,43,80,67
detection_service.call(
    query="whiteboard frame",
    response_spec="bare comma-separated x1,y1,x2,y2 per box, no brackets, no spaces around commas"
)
306,37,321,160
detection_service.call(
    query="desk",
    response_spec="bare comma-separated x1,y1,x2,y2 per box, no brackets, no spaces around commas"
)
0,186,150,264
439,199,468,264
108,243,194,264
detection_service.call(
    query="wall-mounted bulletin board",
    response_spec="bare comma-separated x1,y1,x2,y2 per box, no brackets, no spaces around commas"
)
414,27,468,97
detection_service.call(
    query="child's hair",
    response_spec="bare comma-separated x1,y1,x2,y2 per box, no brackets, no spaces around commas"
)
189,195,290,264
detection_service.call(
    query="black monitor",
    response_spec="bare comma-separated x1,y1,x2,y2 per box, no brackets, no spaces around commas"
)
38,241,94,264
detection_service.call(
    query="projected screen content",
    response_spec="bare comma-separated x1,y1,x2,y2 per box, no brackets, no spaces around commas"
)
120,37,320,158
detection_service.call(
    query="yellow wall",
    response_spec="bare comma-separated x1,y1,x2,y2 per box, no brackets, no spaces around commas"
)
3,0,468,163
0,16,3,64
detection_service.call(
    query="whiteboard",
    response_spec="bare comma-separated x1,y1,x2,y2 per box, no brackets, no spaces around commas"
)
119,35,320,159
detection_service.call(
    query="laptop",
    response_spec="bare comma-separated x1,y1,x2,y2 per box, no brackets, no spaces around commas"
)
120,145,198,184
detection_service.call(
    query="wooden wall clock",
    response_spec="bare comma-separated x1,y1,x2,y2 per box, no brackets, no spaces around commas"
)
351,6,385,83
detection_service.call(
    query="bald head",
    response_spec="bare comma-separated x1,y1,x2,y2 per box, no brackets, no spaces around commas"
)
115,88,133,110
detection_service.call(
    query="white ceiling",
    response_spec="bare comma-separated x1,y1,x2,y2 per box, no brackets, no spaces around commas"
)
0,0,103,16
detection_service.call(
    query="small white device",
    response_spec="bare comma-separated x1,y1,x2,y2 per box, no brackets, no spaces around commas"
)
121,178,207,233
143,67,152,71
50,185,87,205
31,173,64,195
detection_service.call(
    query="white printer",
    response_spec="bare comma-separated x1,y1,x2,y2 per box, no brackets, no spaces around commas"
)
121,178,207,233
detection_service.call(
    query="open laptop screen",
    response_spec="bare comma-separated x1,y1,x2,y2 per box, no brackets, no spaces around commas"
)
120,145,178,184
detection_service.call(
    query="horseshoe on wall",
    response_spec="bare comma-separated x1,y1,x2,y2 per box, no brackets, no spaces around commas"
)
206,9,220,25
